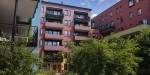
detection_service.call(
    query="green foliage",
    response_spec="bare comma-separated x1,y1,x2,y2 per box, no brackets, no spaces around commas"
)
136,28,150,75
106,38,142,75
62,71,78,75
36,70,54,75
0,41,37,75
68,38,141,75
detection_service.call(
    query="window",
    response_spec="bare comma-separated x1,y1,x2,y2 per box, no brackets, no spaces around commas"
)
138,8,142,15
45,41,61,46
128,0,135,7
46,10,62,16
64,31,71,36
129,12,133,19
64,20,71,26
45,30,61,35
109,12,113,17
75,15,85,19
143,19,148,25
40,29,43,34
64,10,71,16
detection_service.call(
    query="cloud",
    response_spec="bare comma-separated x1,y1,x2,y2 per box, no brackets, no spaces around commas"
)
80,2,86,6
91,13,98,18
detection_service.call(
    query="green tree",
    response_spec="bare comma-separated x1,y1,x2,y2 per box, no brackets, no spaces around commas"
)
68,38,141,75
107,38,142,75
0,41,37,75
136,28,150,75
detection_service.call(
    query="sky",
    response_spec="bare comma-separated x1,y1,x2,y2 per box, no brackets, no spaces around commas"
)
32,0,120,26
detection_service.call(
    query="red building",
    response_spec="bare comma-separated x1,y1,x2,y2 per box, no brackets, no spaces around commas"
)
93,0,150,36
39,1,92,72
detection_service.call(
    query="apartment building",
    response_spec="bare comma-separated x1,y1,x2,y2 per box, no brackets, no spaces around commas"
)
93,0,150,37
39,1,92,72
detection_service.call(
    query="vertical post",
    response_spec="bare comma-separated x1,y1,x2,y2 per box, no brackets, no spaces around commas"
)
10,0,18,74
11,0,18,42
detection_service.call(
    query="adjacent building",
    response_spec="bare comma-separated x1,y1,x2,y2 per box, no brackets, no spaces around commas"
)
0,0,39,41
93,0,150,37
39,1,92,72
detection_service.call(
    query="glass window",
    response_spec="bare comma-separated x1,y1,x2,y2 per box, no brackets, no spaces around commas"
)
68,31,71,36
64,31,71,36
53,31,57,35
138,8,142,15
128,0,134,7
54,11,57,15
109,12,112,17
48,42,52,46
64,20,71,26
64,10,71,16
64,20,68,26
45,41,48,45
143,19,148,25
53,42,57,46
57,12,61,15
57,42,60,46
64,31,68,36
129,12,133,19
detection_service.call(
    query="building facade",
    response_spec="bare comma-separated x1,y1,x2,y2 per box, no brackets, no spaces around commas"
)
39,1,92,72
93,0,150,36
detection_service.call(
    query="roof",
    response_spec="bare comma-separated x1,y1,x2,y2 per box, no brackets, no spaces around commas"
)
41,1,92,11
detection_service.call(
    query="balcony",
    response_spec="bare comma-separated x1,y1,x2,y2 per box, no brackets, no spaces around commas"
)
44,53,63,62
75,25,91,32
45,34,63,40
104,24,150,39
74,17,90,24
44,46,65,51
75,36,89,41
46,13,64,21
99,24,115,36
45,22,63,29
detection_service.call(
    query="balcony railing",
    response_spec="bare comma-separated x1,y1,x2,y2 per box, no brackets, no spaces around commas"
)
104,24,150,39
46,13,64,21
99,24,115,35
44,53,63,62
74,17,90,24
45,34,63,40
45,22,63,29
75,25,91,31
44,45,65,51
75,36,89,41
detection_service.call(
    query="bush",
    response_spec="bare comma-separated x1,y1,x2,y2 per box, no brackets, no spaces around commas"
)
0,41,37,75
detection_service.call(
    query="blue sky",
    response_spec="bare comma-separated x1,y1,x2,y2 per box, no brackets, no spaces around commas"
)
32,0,120,26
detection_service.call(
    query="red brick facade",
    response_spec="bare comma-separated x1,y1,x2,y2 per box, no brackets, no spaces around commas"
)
93,0,150,36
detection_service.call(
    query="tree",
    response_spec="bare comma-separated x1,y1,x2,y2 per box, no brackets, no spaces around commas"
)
136,28,150,75
107,38,142,75
0,41,37,75
68,38,141,75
